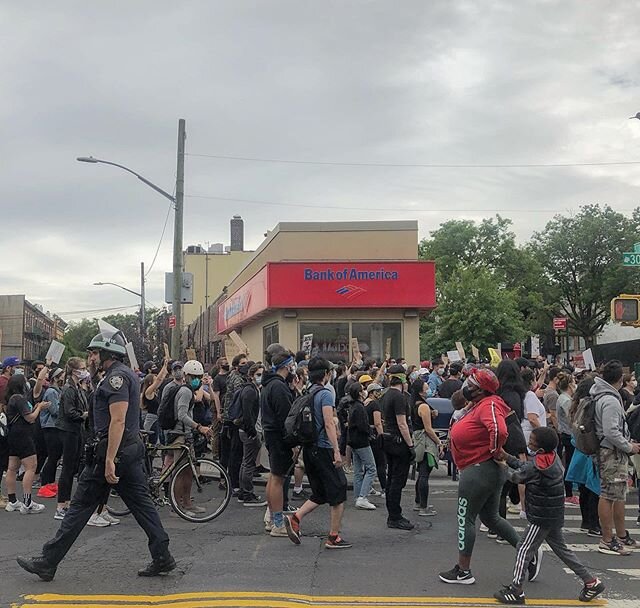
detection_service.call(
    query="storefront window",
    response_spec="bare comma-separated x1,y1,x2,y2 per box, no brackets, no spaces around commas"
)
299,322,350,362
263,323,279,352
352,322,402,362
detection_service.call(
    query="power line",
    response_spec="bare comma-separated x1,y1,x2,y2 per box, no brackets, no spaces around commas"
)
185,193,632,214
56,304,139,317
186,152,640,169
145,197,175,278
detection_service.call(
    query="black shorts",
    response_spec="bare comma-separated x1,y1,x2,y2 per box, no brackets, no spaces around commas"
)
264,430,294,477
303,446,347,507
0,439,8,472
7,429,36,460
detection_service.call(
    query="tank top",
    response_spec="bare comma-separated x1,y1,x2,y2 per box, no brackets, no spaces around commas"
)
142,391,160,415
412,398,427,431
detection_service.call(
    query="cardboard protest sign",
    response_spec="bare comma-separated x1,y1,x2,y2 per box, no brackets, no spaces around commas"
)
582,348,595,371
488,348,502,367
385,338,392,361
229,331,249,355
351,337,362,362
455,341,466,360
185,348,197,361
45,340,65,364
447,350,461,363
471,344,480,360
302,334,313,356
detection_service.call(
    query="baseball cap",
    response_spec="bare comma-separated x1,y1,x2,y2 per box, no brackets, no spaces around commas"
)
367,382,383,392
2,356,21,368
387,364,406,375
420,360,431,368
515,357,532,368
171,360,184,370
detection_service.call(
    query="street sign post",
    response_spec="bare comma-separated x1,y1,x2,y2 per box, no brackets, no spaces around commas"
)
622,243,640,266
553,317,567,330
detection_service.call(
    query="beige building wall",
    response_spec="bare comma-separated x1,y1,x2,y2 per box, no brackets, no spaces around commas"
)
182,251,253,325
225,221,418,296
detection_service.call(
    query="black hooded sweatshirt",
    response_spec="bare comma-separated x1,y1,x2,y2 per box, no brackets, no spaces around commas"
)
259,371,293,433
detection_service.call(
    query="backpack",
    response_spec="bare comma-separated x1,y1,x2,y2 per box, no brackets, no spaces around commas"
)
228,383,249,425
627,407,640,442
157,384,183,431
283,385,328,448
572,395,600,455
0,410,20,440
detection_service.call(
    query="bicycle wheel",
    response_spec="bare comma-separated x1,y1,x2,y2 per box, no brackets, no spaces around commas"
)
169,458,231,523
105,488,131,517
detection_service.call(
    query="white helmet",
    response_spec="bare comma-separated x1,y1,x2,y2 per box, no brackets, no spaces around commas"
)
183,360,204,376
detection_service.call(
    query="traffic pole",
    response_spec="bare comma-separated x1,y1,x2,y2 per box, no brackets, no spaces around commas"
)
171,119,186,359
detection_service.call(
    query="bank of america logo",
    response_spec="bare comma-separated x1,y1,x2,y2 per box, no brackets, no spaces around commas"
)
336,285,366,300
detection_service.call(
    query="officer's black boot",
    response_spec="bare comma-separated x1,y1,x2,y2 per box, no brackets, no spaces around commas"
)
138,554,176,577
17,556,57,581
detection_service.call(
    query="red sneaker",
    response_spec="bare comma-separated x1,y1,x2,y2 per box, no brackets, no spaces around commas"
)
37,484,58,499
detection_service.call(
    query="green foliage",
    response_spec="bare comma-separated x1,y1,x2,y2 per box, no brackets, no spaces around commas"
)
420,267,525,358
531,204,640,345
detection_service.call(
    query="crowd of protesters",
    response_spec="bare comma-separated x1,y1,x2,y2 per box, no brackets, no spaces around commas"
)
2,343,640,603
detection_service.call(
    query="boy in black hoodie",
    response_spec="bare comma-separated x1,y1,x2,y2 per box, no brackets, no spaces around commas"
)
494,427,605,605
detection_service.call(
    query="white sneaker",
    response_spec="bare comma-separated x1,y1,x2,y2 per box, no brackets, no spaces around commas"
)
87,513,111,527
368,488,382,497
5,501,24,512
20,501,45,514
270,524,289,537
519,511,528,520
479,523,489,532
507,504,521,514
101,512,120,525
355,497,377,510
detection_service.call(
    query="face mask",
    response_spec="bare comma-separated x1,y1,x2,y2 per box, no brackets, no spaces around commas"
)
173,369,184,381
409,371,419,382
221,365,230,372
402,363,408,371
331,370,337,381
462,385,476,401
255,374,263,385
527,447,541,457
437,368,445,376
14,368,24,376
190,378,202,390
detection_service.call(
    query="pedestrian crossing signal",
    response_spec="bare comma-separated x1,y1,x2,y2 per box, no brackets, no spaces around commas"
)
611,296,640,323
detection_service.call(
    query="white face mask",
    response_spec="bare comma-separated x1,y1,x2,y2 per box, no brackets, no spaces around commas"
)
331,369,337,381
255,374,263,385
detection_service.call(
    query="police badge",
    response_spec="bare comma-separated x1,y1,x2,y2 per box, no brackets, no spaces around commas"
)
109,375,124,390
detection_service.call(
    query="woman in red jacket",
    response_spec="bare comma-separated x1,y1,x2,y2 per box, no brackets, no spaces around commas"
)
439,369,523,586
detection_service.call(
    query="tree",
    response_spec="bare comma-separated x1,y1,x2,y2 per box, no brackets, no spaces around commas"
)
420,267,525,358
531,204,640,346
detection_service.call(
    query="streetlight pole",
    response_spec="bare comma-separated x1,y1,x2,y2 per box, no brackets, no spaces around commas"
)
77,118,186,359
93,279,144,337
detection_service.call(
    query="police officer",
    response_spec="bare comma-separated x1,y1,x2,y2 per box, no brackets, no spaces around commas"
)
17,330,175,581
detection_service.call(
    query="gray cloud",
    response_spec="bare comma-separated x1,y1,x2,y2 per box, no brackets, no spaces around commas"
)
2,1,640,317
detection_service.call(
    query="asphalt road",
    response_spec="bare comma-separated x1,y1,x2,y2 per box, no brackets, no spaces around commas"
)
1,469,639,608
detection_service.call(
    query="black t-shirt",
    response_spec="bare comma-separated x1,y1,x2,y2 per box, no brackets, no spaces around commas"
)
365,399,381,427
7,394,32,429
382,388,409,435
438,378,463,399
93,361,141,436
212,373,228,401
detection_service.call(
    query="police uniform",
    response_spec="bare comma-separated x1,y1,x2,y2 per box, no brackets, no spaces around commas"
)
41,360,171,568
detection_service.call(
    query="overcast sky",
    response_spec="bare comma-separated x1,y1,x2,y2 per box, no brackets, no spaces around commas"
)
2,1,640,320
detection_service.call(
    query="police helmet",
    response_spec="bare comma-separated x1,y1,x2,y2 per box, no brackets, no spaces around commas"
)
87,331,127,357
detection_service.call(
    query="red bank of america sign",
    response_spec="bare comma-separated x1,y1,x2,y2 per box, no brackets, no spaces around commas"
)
217,261,436,333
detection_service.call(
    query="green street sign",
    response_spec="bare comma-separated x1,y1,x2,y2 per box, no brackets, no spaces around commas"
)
635,243,640,253
623,252,640,266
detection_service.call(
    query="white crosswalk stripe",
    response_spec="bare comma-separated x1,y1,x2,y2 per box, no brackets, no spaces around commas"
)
513,526,640,534
564,567,640,580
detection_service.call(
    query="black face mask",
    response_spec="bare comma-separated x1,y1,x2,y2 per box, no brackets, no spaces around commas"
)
462,385,476,401
221,365,230,372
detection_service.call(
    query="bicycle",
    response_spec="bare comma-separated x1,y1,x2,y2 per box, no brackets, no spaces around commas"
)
107,432,231,523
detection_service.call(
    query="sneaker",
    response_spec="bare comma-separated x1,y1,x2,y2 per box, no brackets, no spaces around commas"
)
598,537,631,556
284,514,301,545
587,528,602,538
270,524,289,537
528,545,543,582
325,535,352,549
37,484,57,499
236,494,247,503
387,518,414,530
243,494,268,507
101,512,120,525
185,505,206,513
379,491,386,499
508,504,521,514
487,531,498,539
5,500,24,512
16,555,57,582
619,531,637,549
292,489,310,501
493,584,525,604
342,464,353,474
578,578,605,602
418,507,437,517
496,537,510,545
54,507,68,520
231,488,240,498
87,513,110,527
283,505,298,514
20,501,45,514
479,523,489,532
439,564,475,585
519,511,527,520
264,521,274,533
413,503,421,511
369,488,382,497
138,554,176,577
565,496,580,507
355,497,377,510
255,465,270,474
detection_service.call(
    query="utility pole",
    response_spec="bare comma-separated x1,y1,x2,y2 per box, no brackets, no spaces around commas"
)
140,261,146,340
171,118,186,358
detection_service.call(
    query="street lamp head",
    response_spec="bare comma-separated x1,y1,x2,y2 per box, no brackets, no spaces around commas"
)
93,282,104,286
629,113,640,120
77,156,99,163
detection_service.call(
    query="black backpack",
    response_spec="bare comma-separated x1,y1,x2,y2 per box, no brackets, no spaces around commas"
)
228,383,250,426
572,395,600,455
627,407,640,442
157,384,183,431
283,385,328,448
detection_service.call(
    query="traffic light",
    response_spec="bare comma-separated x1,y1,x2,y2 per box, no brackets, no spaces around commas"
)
611,295,640,323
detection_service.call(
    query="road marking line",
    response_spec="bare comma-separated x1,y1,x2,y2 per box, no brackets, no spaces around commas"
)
508,514,637,522
513,527,640,535
17,592,608,607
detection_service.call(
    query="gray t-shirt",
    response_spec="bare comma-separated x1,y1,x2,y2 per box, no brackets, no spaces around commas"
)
556,392,572,436
161,382,195,435
543,387,559,413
